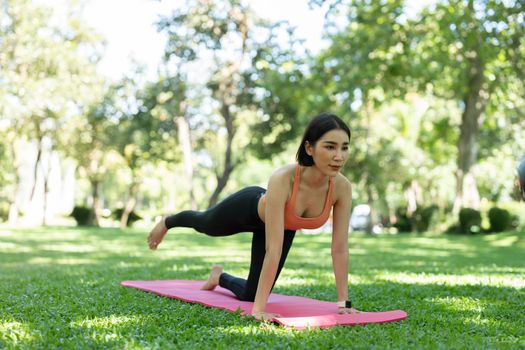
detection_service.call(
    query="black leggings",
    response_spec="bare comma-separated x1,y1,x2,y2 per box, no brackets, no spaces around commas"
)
165,186,296,301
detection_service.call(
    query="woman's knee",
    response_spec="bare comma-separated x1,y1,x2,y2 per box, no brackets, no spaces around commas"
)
239,290,256,302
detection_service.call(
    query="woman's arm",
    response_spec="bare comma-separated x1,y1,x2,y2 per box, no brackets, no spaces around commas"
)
252,169,290,319
331,177,355,311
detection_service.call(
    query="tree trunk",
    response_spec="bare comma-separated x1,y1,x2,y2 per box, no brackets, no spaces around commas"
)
8,141,22,225
120,182,138,228
453,49,486,213
365,184,375,234
89,178,102,226
30,137,43,201
364,102,374,234
208,104,237,208
405,180,421,216
42,170,49,226
463,171,480,209
41,147,54,226
176,116,196,210
205,9,248,209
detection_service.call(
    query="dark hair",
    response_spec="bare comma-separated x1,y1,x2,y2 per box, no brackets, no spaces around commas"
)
296,113,351,166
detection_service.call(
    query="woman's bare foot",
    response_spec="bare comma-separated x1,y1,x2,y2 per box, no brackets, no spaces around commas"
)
201,265,223,290
147,217,168,250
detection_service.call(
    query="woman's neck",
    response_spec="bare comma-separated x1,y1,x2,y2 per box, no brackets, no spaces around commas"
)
301,165,328,188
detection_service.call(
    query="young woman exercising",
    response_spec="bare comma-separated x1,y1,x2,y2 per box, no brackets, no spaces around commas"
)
147,113,359,321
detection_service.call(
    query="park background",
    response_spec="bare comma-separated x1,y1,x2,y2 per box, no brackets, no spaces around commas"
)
1,0,524,349
2,0,525,232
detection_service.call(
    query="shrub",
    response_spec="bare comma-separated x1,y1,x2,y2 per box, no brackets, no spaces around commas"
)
70,206,94,226
411,205,438,232
0,201,9,222
497,202,525,230
113,208,142,226
393,207,412,233
458,208,482,234
488,207,511,233
445,223,461,234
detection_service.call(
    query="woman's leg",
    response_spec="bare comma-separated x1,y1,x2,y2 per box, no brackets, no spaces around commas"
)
164,186,265,236
148,186,265,249
218,230,296,301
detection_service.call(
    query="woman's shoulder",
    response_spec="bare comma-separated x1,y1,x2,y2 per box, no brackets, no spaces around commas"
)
271,164,297,179
333,173,352,195
267,164,296,189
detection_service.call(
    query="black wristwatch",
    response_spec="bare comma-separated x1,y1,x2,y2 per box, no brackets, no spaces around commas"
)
337,300,352,308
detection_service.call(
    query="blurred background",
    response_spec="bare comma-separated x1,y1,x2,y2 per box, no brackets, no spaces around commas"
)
1,0,524,235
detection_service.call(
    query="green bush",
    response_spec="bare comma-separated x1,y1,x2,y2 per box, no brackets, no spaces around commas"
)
411,205,438,232
70,206,94,226
459,208,482,234
393,207,412,233
488,207,511,233
0,201,9,222
445,223,461,234
113,208,142,226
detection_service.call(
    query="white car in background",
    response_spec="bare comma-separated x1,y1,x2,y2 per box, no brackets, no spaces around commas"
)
302,204,382,234
350,204,371,231
349,204,382,233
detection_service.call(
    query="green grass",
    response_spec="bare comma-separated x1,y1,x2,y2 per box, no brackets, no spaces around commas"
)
1,226,524,349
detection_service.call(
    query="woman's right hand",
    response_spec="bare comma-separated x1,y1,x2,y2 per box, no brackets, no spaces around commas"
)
147,218,167,250
252,311,281,322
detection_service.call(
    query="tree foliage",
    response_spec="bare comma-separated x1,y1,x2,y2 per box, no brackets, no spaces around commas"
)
158,0,308,206
1,0,524,229
309,0,525,222
411,0,525,210
0,0,105,224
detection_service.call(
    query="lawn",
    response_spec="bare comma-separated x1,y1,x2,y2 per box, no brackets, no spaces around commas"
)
0,226,524,349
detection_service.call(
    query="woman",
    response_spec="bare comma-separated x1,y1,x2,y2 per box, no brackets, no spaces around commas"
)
147,113,359,321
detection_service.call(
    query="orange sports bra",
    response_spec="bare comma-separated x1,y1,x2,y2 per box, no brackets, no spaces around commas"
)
262,165,334,230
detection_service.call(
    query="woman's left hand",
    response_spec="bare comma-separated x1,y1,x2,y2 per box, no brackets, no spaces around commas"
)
252,311,281,322
337,307,361,314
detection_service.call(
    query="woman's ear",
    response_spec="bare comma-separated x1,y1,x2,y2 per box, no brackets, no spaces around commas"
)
305,141,313,156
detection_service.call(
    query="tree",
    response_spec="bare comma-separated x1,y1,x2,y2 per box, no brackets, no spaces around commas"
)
411,0,525,211
158,0,306,207
0,0,104,225
0,127,17,222
158,0,254,207
240,21,310,159
312,0,525,219
149,72,198,210
308,0,417,231
66,89,119,226
109,73,180,227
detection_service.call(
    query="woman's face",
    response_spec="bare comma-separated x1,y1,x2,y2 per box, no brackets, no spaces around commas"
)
306,129,350,176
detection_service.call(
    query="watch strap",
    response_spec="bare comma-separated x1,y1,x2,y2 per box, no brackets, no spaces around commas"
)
337,300,352,308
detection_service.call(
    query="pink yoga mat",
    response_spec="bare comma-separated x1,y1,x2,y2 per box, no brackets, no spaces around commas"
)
122,280,407,329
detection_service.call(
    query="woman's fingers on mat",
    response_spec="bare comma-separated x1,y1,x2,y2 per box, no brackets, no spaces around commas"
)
253,312,281,322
